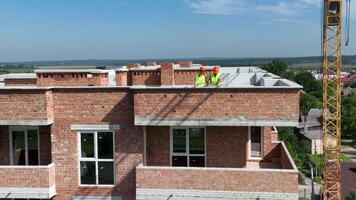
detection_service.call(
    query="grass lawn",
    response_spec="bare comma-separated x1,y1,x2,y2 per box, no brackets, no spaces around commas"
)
299,197,310,200
341,153,353,163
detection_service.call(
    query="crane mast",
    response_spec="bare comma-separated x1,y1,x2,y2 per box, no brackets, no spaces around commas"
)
322,0,342,199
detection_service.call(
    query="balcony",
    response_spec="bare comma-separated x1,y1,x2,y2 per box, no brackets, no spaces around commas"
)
0,89,53,126
0,163,56,199
136,142,298,200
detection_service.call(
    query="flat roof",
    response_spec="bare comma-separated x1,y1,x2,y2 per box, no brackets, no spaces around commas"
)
0,73,36,81
34,69,108,74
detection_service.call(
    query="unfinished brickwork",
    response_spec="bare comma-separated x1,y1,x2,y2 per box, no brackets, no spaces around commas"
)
134,89,300,126
4,78,37,86
37,72,108,87
136,165,298,194
0,89,52,122
0,66,301,200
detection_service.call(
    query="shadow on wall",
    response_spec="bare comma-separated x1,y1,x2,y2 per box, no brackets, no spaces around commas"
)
144,91,213,126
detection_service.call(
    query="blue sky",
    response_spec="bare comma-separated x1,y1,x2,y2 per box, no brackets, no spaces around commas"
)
0,0,355,62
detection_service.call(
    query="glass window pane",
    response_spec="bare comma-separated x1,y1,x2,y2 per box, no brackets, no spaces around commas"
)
27,130,39,165
172,156,187,167
80,161,96,185
98,132,113,159
98,161,114,185
189,156,205,167
81,133,94,158
173,129,186,153
251,127,262,157
12,131,26,165
189,128,205,154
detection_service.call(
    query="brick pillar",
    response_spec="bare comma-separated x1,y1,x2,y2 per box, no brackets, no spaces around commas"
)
116,71,128,86
160,62,175,86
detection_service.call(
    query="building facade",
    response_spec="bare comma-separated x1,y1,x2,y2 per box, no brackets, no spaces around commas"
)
0,63,302,200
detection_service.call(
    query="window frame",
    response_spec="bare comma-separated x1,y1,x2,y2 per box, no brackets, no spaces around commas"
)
9,126,40,166
78,130,115,187
248,126,264,160
170,127,206,167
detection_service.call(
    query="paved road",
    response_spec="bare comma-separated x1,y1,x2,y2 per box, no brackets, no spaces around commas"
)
299,173,321,200
341,140,356,162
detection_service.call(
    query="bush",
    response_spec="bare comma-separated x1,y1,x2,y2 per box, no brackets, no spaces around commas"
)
344,190,356,200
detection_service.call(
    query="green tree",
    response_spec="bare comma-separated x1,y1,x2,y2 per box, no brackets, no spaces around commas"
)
295,72,323,100
300,93,322,115
342,94,356,139
262,60,295,80
344,190,356,200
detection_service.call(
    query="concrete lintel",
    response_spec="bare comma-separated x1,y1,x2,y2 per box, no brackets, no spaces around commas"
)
136,163,298,173
136,189,299,200
0,185,56,199
70,124,121,131
134,116,298,127
0,119,53,126
73,196,122,200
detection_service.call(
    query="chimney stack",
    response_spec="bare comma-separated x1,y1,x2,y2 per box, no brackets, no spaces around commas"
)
127,63,141,69
160,62,175,86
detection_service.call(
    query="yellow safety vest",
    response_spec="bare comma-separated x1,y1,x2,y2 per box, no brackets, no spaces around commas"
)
195,74,206,87
210,73,222,86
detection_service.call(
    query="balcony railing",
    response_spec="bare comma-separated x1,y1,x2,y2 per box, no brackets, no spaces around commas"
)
0,163,56,199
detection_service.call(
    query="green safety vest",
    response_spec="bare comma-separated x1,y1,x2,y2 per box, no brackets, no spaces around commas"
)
195,74,206,87
210,73,222,86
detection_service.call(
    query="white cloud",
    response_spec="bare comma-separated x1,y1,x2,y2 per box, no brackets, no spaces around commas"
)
185,0,247,15
186,0,318,17
255,1,299,17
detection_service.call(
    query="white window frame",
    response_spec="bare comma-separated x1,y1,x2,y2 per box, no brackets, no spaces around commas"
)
9,126,40,166
170,127,206,167
78,131,115,187
248,126,264,160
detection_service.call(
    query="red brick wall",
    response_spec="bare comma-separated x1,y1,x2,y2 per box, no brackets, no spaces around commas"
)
0,164,55,188
4,78,37,86
206,127,247,168
37,73,108,87
0,126,9,165
146,127,170,166
145,126,249,168
50,88,143,200
134,89,300,123
136,166,298,193
131,70,160,86
0,90,51,121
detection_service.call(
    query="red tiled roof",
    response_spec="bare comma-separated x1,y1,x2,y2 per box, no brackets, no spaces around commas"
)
341,163,356,197
341,76,352,83
350,74,356,80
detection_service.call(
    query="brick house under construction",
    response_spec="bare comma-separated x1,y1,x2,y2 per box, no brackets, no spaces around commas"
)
0,62,302,200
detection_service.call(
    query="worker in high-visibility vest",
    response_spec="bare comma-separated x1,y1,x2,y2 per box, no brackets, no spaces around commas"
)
195,66,207,87
210,66,222,86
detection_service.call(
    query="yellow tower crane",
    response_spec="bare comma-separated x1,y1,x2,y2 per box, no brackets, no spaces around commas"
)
321,0,351,199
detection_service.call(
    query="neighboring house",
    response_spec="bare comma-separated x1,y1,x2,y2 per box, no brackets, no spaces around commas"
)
0,63,302,200
341,76,352,86
343,87,353,96
297,109,323,155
